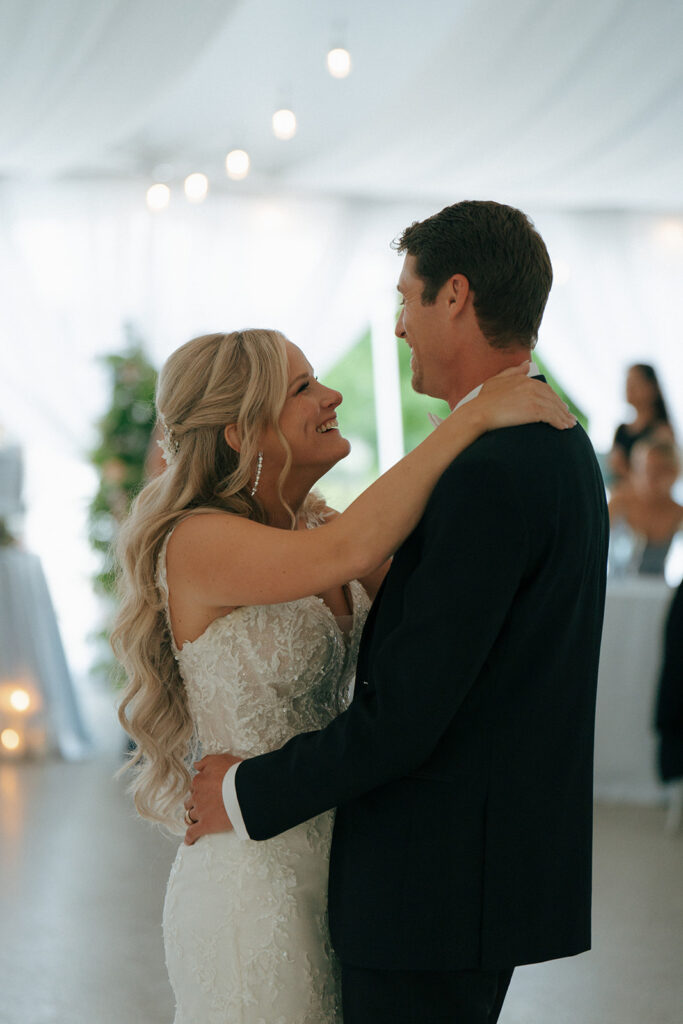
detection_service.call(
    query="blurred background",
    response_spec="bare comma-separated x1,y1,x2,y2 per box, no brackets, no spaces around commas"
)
1,1,682,1022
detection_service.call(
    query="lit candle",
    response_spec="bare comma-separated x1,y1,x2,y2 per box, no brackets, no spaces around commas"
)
1,728,21,754
9,689,30,712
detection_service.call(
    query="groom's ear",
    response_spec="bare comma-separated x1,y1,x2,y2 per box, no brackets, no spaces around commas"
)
224,424,241,453
446,273,470,319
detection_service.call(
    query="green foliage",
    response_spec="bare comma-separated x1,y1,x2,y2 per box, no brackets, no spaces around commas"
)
321,329,377,469
88,323,158,680
316,334,377,511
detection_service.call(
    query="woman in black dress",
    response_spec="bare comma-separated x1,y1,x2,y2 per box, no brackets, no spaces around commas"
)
610,363,674,484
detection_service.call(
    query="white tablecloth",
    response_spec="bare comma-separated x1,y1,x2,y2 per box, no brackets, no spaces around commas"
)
0,547,90,758
594,577,673,802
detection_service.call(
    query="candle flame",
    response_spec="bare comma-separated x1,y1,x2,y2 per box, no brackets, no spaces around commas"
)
1,729,21,751
10,689,30,712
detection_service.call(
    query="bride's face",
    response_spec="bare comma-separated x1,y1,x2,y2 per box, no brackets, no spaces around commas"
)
262,341,351,477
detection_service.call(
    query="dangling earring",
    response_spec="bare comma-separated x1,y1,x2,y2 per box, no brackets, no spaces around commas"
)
250,451,263,497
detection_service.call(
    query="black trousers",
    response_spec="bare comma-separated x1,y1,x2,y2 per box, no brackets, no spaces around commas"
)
341,964,514,1024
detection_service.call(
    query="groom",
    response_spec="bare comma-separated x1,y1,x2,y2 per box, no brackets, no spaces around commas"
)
187,200,609,1022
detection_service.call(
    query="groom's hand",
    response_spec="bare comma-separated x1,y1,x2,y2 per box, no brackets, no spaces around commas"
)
184,753,242,845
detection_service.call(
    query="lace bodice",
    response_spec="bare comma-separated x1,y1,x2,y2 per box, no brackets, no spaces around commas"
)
157,538,369,763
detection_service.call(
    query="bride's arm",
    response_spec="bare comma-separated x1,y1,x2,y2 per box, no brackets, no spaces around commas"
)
358,559,392,601
168,366,574,609
315,506,391,600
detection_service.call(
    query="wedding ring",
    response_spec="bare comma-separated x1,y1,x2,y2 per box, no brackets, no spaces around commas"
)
184,809,196,826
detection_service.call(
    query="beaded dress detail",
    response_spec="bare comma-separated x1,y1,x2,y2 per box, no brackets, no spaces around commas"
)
158,506,370,1024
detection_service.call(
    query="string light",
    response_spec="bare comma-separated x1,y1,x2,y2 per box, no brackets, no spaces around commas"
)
9,689,30,712
184,173,209,203
327,47,352,78
146,183,170,212
226,149,250,180
272,109,297,141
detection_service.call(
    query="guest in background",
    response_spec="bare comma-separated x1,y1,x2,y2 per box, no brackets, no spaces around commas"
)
609,363,674,484
654,579,683,831
608,439,683,575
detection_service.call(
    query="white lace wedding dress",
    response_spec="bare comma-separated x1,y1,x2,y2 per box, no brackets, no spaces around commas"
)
157,522,370,1024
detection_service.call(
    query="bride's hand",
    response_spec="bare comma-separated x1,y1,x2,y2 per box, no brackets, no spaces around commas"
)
474,361,577,432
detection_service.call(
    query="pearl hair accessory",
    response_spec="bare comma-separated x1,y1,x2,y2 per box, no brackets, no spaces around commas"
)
250,451,263,497
157,421,180,466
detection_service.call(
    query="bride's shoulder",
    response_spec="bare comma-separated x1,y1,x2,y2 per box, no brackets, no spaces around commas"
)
171,509,237,537
167,510,247,562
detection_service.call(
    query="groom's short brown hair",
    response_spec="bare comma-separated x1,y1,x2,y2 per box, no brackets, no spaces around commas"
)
394,200,553,349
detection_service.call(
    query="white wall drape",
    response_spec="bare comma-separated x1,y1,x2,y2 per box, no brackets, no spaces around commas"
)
536,211,683,448
2,184,683,673
0,184,420,673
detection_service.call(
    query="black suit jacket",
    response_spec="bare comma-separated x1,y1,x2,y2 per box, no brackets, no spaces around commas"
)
655,579,683,781
236,419,609,971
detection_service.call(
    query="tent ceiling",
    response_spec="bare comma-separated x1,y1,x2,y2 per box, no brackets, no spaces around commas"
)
2,0,682,210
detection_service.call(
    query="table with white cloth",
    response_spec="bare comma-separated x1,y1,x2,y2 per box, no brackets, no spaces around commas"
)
0,547,90,759
594,576,673,803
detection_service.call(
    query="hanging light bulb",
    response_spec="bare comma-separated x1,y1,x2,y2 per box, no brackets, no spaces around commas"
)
272,109,297,141
327,47,352,78
184,173,209,203
225,149,250,180
146,183,170,212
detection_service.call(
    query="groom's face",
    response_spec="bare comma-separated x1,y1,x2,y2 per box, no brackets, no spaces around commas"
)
395,255,453,401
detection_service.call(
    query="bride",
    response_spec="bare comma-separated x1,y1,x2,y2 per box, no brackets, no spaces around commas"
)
112,328,573,1023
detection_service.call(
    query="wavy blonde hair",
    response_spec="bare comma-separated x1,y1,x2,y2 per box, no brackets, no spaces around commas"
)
112,329,295,832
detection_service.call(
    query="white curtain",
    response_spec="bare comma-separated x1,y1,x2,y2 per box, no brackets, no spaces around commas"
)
2,183,683,674
0,183,414,674
536,210,683,448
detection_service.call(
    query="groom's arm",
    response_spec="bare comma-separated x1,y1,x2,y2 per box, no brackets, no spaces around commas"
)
189,447,530,843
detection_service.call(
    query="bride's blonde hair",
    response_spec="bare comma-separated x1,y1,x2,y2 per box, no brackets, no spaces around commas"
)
112,329,293,832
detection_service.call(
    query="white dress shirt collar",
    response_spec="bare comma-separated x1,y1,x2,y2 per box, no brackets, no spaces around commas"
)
428,361,540,427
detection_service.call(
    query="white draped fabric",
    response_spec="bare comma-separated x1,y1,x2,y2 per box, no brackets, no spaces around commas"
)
594,578,673,803
1,0,682,209
0,0,237,177
0,184,405,673
2,187,683,674
1,0,683,686
0,548,91,758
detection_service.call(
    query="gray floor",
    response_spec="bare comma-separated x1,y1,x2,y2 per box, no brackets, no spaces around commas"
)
1,752,681,1024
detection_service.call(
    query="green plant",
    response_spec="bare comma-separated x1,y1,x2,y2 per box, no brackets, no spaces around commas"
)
88,323,158,681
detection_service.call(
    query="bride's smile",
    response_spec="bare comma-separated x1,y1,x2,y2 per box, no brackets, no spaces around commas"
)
260,341,351,483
